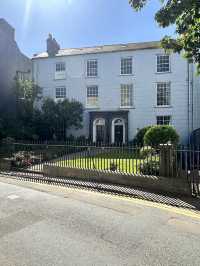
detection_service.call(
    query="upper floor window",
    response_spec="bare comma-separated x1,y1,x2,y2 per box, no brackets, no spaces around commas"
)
157,116,171,125
121,84,133,107
55,87,66,99
16,71,30,81
87,86,98,107
56,62,66,72
87,59,98,77
121,57,132,75
157,82,171,106
55,62,66,80
157,55,170,73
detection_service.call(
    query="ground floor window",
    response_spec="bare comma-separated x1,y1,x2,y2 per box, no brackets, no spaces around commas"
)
55,87,66,99
157,115,171,125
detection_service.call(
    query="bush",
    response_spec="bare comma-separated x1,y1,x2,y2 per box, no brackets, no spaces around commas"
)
134,126,152,146
1,137,15,144
139,160,160,175
144,125,179,147
139,146,155,159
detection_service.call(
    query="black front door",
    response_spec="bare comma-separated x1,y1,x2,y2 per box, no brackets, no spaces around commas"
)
96,125,105,143
115,125,123,143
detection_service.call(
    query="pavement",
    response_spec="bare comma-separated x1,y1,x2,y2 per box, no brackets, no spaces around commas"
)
0,176,200,266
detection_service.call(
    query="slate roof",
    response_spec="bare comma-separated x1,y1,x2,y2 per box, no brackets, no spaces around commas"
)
32,41,161,59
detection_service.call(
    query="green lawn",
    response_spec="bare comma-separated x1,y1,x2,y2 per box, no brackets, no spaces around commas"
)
57,158,139,173
53,150,160,174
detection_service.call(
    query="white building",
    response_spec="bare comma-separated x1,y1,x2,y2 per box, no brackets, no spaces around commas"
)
32,37,200,144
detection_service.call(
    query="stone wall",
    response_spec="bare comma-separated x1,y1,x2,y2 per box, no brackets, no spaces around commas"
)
43,164,191,197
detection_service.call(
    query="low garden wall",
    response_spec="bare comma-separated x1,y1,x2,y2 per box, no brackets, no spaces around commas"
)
43,164,191,197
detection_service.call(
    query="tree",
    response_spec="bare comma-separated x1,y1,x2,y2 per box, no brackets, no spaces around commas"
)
40,98,83,140
144,125,179,147
134,126,152,145
129,0,200,70
14,79,42,139
2,78,42,140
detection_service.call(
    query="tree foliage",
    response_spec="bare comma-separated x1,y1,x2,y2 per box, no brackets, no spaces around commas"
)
134,126,152,145
0,77,83,141
144,125,179,147
39,98,83,140
129,0,200,70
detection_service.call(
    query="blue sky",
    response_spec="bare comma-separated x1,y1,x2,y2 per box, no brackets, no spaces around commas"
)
0,0,174,57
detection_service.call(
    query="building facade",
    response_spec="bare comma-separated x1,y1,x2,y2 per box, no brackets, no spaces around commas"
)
32,38,200,144
0,18,32,111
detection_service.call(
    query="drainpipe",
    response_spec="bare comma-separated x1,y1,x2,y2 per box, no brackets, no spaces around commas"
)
187,60,190,144
187,59,194,145
190,63,194,133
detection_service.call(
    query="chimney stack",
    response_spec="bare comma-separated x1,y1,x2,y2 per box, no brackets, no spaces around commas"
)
46,33,60,57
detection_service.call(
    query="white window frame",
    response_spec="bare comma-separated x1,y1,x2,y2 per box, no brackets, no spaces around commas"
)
55,62,66,72
156,54,170,73
55,62,66,80
55,87,66,99
86,85,99,107
87,59,98,78
120,84,133,108
120,57,133,75
156,115,171,125
156,82,171,107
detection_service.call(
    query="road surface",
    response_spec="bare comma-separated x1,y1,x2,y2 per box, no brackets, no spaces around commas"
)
0,176,200,266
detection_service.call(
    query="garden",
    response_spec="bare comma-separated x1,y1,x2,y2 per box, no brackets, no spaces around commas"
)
53,125,179,176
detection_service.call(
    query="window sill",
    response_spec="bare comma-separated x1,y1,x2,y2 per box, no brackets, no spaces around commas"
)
154,105,172,109
155,71,171,74
54,78,66,81
120,106,135,109
119,74,134,77
85,105,100,109
55,98,66,101
85,76,99,79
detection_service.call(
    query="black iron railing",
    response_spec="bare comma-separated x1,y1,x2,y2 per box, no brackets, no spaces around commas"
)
0,141,200,196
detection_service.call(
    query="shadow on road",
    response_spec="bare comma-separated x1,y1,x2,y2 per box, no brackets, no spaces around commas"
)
0,171,200,212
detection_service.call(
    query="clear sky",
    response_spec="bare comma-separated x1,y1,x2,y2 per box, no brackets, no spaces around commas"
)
0,0,174,57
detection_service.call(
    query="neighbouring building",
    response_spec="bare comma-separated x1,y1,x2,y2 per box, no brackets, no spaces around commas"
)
0,18,32,109
32,35,200,144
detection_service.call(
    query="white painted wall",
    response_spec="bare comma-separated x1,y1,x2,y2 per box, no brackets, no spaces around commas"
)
32,47,193,143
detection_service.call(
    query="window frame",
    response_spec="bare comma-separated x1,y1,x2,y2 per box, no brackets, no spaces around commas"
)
120,83,133,108
156,115,171,125
86,59,98,78
120,57,133,75
55,86,66,99
55,62,66,72
156,54,170,73
86,85,99,107
156,82,171,107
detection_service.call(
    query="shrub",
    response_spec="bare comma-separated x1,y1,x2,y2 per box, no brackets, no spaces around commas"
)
144,125,179,147
134,126,152,146
76,135,88,143
139,146,155,159
110,162,118,171
1,137,15,144
139,160,160,175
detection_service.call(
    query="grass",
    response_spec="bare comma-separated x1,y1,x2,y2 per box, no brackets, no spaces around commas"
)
53,149,159,174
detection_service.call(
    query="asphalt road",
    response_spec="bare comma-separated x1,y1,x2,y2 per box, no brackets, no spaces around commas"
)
0,177,200,266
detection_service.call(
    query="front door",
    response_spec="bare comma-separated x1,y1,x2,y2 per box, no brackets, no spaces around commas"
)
114,125,123,143
96,125,105,143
